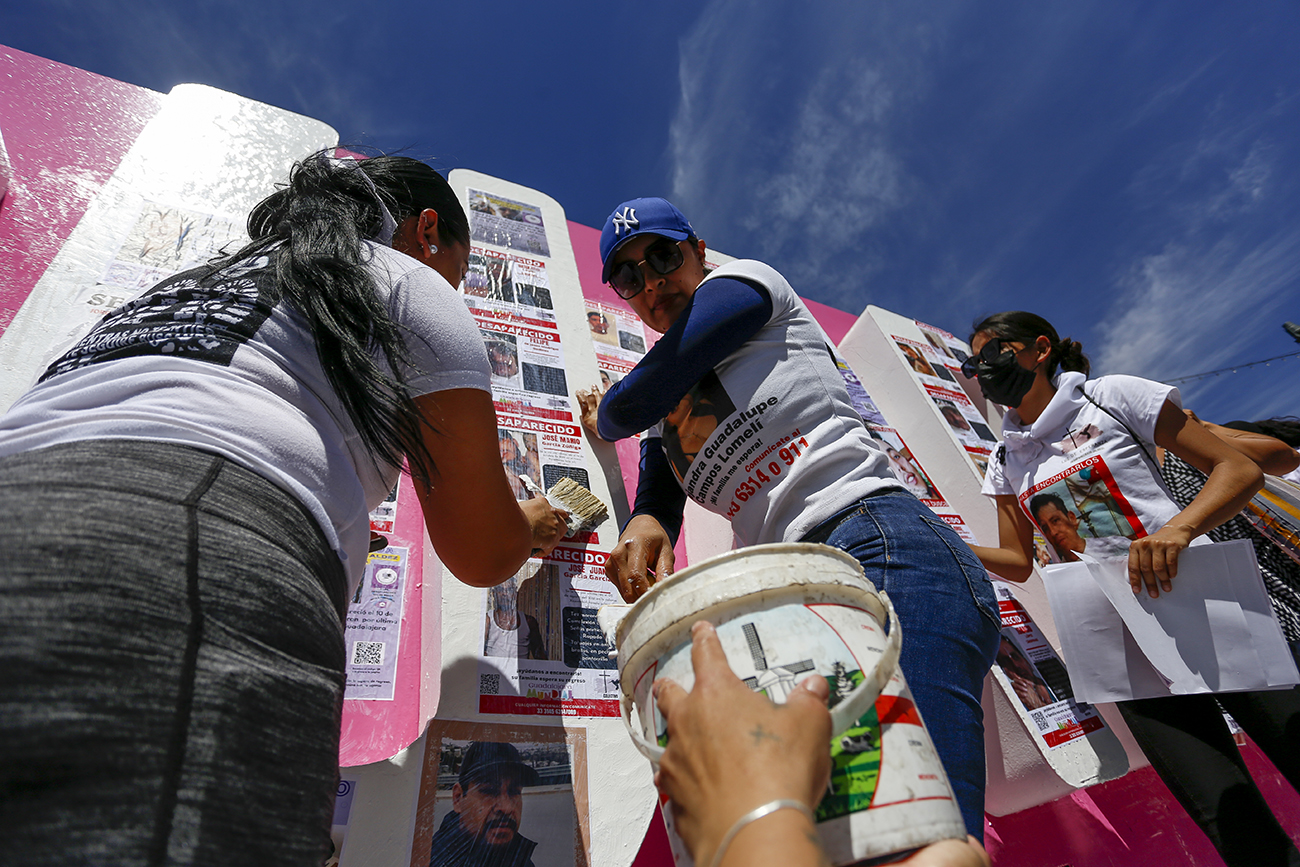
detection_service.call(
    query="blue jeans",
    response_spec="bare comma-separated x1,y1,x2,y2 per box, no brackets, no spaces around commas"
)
808,491,1000,840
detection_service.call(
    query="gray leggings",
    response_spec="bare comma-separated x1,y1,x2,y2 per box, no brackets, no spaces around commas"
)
0,440,348,867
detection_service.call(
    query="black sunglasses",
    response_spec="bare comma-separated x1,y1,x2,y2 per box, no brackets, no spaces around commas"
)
607,238,685,299
960,338,1010,378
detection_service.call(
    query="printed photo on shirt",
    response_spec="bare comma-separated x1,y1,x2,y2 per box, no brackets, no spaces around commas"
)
1054,424,1103,454
413,720,589,867
1021,457,1146,564
663,371,737,480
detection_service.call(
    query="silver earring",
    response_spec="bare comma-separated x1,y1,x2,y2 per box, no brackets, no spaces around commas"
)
429,244,438,254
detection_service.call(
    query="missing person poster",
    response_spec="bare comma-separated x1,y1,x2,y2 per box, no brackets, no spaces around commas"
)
468,189,551,257
412,720,590,867
465,247,556,317
991,581,1105,748
476,545,620,718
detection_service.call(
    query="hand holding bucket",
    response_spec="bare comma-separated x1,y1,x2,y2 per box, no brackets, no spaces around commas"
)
608,543,966,866
618,589,901,764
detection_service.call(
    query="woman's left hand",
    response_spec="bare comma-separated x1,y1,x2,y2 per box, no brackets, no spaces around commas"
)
1128,524,1193,597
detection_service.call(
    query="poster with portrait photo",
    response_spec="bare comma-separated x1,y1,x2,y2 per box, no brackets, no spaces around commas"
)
477,546,621,717
914,320,973,381
465,248,515,303
468,188,551,257
892,335,958,385
866,424,945,506
481,328,521,386
990,581,1106,748
922,384,998,446
663,370,737,481
1019,454,1146,565
497,426,543,500
585,301,648,365
585,307,617,347
411,720,589,867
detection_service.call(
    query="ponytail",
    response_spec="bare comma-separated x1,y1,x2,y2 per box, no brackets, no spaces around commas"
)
203,151,469,485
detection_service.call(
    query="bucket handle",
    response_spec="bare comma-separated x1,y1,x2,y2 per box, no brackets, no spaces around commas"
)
621,590,903,764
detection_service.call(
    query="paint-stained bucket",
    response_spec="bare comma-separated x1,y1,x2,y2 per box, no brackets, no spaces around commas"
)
611,543,965,866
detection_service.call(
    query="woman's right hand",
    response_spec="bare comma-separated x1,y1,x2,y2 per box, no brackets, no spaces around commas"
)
519,496,569,557
654,621,831,867
605,514,674,601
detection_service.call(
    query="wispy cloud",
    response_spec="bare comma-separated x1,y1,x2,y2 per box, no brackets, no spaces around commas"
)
668,0,944,294
1095,229,1300,379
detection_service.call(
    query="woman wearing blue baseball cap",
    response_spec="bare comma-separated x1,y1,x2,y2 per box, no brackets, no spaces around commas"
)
577,197,1000,840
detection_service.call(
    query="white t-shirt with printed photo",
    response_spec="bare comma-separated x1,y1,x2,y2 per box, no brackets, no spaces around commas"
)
981,371,1191,565
648,259,899,546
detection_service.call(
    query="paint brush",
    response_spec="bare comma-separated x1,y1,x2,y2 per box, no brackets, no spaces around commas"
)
520,475,609,536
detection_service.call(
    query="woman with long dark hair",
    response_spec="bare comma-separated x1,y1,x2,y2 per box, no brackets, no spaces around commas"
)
966,310,1300,867
0,152,569,865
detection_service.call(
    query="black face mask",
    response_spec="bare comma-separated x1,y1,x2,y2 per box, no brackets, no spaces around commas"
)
976,351,1037,407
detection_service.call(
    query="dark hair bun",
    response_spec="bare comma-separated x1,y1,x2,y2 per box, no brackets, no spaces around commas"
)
1055,338,1090,375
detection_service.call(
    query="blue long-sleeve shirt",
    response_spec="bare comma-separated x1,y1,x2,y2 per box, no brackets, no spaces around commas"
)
597,276,773,541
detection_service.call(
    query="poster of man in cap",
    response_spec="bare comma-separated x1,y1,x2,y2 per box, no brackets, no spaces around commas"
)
414,722,588,867
427,742,541,867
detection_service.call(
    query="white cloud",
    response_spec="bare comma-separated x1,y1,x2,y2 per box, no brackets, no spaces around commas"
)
1094,228,1300,381
667,0,938,287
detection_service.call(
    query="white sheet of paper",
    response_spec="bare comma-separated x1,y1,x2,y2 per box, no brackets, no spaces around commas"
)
1087,552,1263,694
1040,543,1298,703
1041,562,1170,703
1218,540,1300,687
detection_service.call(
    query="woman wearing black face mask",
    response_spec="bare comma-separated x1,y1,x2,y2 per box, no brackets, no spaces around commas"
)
964,312,1300,867
963,310,1261,588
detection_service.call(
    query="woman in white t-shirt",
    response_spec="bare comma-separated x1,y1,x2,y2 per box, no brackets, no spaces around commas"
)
966,310,1300,867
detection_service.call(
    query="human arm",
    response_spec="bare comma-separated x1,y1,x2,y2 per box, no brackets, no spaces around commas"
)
1132,399,1265,597
655,622,990,867
412,388,569,587
654,621,832,867
1188,411,1300,475
594,277,773,441
969,495,1036,582
604,439,686,601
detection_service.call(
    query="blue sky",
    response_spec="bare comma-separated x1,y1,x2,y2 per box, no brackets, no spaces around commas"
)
4,0,1299,422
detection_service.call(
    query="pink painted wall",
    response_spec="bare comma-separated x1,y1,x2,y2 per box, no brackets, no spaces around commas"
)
0,46,163,332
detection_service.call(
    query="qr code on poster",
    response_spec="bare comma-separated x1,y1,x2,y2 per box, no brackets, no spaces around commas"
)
480,674,500,695
351,641,385,666
1030,711,1047,728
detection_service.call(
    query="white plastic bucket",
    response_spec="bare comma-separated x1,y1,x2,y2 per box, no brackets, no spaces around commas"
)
612,543,965,866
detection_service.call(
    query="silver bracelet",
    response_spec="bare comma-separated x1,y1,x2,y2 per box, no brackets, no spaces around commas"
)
707,798,816,867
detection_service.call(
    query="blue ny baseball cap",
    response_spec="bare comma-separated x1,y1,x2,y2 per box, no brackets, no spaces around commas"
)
599,197,695,283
